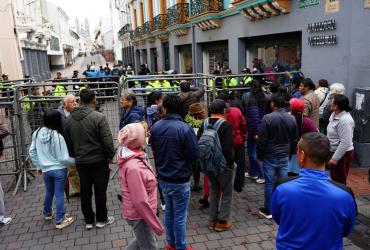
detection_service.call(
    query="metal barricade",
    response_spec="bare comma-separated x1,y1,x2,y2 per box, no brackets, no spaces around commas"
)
11,81,121,194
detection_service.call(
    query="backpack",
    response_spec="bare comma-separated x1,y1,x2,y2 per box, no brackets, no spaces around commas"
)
198,118,226,176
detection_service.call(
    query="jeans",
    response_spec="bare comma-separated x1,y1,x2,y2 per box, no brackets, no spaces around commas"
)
77,161,110,224
126,219,158,250
247,139,263,177
208,168,234,222
43,168,68,224
159,180,190,250
262,157,289,211
288,154,301,174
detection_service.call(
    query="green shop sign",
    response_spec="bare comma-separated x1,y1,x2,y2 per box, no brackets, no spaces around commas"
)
299,0,320,9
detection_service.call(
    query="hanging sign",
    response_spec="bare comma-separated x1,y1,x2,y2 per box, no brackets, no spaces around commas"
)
299,0,320,9
325,0,340,13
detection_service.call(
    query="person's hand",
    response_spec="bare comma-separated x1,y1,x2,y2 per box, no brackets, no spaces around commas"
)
254,135,258,140
37,170,43,176
328,159,337,167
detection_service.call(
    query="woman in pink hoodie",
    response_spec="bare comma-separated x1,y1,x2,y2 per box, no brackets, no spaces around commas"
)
117,123,163,250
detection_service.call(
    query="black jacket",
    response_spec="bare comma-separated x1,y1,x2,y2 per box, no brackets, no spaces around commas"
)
257,109,297,160
197,117,234,166
65,104,115,164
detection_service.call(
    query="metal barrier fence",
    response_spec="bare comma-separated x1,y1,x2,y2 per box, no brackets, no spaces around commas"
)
0,81,121,194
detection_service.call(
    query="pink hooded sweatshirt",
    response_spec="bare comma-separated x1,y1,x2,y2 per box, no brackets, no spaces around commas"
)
117,123,163,236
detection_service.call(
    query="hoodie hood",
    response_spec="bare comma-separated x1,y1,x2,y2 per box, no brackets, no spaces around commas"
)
70,105,95,121
37,127,57,144
131,105,146,117
116,146,147,169
146,105,158,116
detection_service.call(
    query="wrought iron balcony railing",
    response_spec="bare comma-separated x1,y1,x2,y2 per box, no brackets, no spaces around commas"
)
132,26,142,39
118,24,131,37
153,14,168,31
190,0,223,17
143,21,153,34
168,3,189,26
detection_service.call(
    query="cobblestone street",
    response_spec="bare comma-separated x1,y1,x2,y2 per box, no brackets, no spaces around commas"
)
0,165,368,250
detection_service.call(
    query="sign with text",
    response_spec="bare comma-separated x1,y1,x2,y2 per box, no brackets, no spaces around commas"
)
307,20,338,46
365,0,370,8
325,0,340,13
299,0,320,9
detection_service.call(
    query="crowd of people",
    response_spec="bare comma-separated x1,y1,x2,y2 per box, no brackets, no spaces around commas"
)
0,71,359,250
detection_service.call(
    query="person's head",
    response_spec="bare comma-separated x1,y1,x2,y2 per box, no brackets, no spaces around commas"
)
299,78,316,94
79,89,96,106
212,70,220,75
269,82,280,93
216,92,229,103
63,94,77,113
318,79,329,88
189,103,206,120
329,83,345,96
120,90,137,110
225,69,232,75
297,132,330,170
290,98,305,114
209,99,226,115
147,91,163,106
242,68,251,74
271,92,288,110
162,94,183,116
179,80,191,92
118,123,146,150
56,72,62,78
31,87,39,96
331,94,351,113
292,76,304,90
42,109,63,135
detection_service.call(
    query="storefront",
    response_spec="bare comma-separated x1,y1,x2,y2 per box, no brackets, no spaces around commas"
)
177,45,192,74
200,41,228,74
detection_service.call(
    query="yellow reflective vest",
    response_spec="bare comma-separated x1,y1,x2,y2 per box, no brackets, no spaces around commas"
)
54,85,67,97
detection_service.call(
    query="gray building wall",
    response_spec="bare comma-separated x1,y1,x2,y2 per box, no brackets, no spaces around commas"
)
133,0,370,100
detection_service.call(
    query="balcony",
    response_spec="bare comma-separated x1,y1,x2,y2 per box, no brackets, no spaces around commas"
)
168,3,189,26
143,21,153,34
190,0,223,17
152,14,168,31
131,26,143,39
118,24,131,37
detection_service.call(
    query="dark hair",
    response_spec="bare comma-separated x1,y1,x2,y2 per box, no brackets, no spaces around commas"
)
122,91,137,106
209,99,226,115
269,82,280,93
292,112,303,140
292,76,304,89
249,80,266,107
213,70,220,75
333,94,352,112
318,79,329,88
216,92,229,102
271,92,288,108
147,91,162,107
299,132,330,165
35,109,64,147
163,94,183,115
180,81,191,92
80,89,95,104
301,78,316,91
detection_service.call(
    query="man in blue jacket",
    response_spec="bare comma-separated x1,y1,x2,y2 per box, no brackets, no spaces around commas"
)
272,132,357,249
150,94,199,250
119,91,145,130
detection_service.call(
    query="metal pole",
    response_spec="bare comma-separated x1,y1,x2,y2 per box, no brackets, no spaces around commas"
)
191,24,196,75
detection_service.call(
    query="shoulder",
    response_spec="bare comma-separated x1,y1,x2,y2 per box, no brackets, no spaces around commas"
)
328,180,355,198
273,176,302,193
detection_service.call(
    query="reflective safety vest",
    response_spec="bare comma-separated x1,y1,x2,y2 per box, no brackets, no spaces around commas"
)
242,76,253,86
146,81,160,89
223,77,238,88
54,85,67,97
158,80,172,91
23,94,44,112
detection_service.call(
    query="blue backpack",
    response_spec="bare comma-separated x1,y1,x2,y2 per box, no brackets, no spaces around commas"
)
198,118,226,176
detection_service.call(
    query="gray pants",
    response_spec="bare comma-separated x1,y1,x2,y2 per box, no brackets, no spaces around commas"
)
208,168,234,222
0,181,5,220
126,219,158,250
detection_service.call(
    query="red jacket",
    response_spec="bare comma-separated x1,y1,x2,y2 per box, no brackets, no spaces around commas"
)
226,107,247,148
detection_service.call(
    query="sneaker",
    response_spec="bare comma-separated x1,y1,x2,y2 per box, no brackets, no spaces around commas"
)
258,208,272,219
0,216,12,225
165,242,175,250
44,212,54,221
245,172,258,180
215,221,233,232
85,224,94,230
55,216,74,229
208,221,217,230
96,216,115,229
161,204,166,211
256,178,265,184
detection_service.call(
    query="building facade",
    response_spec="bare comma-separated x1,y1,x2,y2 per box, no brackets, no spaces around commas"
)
122,0,370,99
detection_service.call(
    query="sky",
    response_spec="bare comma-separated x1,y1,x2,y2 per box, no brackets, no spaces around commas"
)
47,0,111,37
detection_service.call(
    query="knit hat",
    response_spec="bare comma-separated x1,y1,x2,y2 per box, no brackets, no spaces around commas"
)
189,103,204,115
118,123,145,149
290,98,305,113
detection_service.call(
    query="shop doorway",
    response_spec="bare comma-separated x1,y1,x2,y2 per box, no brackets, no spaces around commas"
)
244,32,302,76
150,48,158,73
178,45,192,74
201,40,228,74
162,42,170,71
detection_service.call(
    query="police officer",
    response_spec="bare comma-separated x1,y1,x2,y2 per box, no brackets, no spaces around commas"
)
241,68,253,86
223,69,237,89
